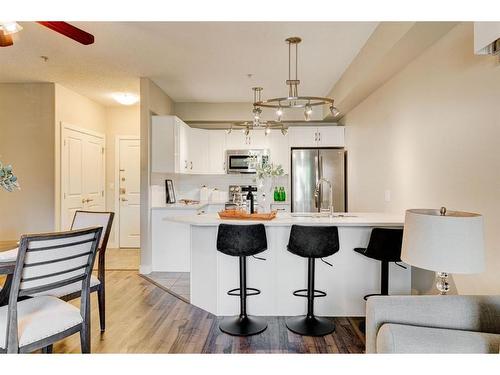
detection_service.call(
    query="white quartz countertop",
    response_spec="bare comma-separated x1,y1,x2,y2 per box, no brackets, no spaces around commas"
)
163,212,404,227
152,201,225,210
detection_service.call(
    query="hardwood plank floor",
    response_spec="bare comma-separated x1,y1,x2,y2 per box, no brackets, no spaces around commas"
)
53,270,365,354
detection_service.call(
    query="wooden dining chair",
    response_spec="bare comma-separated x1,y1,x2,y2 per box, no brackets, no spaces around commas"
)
0,227,102,353
32,211,114,332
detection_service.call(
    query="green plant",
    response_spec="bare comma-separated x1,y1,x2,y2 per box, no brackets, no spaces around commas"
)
0,160,20,192
248,156,284,180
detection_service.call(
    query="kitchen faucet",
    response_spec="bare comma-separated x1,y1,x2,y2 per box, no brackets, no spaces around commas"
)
314,178,334,217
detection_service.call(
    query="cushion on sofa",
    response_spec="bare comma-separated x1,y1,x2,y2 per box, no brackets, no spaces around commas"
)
376,323,500,354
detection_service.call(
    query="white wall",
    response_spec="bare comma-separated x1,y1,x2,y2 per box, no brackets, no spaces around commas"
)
54,84,107,230
140,78,175,273
344,23,500,294
0,83,56,239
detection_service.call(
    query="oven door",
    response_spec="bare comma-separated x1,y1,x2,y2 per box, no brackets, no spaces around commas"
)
227,154,255,174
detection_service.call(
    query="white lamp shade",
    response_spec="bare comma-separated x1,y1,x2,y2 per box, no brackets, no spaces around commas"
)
401,209,485,274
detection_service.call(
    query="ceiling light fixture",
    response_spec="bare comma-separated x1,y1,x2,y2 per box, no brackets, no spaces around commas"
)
112,93,139,106
253,37,336,121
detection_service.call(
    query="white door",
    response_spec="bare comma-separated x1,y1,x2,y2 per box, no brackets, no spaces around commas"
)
61,126,105,230
118,138,141,248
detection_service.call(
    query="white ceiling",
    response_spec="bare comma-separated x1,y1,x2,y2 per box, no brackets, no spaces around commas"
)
0,22,377,106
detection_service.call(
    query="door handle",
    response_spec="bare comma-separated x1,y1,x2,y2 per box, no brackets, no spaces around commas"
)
121,198,128,202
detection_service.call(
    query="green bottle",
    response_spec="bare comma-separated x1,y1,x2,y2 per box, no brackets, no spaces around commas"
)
279,187,286,202
274,186,279,202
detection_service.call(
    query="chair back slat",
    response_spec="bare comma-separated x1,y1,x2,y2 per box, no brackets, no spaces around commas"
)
14,228,102,297
71,211,113,250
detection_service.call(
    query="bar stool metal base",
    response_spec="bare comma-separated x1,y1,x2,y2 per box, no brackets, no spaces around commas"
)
219,315,268,337
286,315,335,337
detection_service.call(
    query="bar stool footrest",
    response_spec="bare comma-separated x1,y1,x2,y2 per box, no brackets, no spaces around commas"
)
227,287,261,297
293,288,327,298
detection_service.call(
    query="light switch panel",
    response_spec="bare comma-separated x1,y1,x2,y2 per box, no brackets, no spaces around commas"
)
384,190,391,202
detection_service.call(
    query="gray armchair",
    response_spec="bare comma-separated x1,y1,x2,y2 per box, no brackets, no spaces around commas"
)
366,295,500,353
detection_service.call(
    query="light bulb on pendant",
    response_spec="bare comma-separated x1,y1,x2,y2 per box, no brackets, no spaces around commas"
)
281,126,288,136
304,103,313,121
265,127,271,136
245,127,250,136
276,106,283,121
253,107,262,121
329,105,340,117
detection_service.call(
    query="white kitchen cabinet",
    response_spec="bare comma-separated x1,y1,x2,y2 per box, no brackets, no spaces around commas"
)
207,130,226,174
178,119,190,173
152,115,180,173
226,129,270,149
267,130,290,174
226,130,248,149
317,126,345,147
187,127,208,174
249,130,269,149
289,126,345,148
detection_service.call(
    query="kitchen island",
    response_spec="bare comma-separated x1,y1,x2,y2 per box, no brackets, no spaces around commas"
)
163,212,411,317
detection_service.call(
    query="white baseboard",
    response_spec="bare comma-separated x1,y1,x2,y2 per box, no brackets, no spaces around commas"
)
139,264,152,275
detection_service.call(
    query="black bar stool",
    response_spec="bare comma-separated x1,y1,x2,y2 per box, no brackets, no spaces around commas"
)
285,225,340,337
353,228,405,300
216,223,268,336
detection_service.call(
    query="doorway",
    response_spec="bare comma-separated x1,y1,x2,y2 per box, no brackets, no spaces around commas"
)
116,136,140,248
61,123,105,230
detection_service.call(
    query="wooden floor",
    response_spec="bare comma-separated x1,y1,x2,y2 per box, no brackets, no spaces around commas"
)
52,270,365,354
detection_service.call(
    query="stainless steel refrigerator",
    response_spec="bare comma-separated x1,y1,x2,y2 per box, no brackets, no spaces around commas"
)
291,148,346,213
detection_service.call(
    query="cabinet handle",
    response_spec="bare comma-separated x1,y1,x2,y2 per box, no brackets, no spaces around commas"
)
184,160,188,169
314,132,317,142
318,132,321,142
190,161,193,170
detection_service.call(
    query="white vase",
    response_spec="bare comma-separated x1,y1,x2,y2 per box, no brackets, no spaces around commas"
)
258,177,275,213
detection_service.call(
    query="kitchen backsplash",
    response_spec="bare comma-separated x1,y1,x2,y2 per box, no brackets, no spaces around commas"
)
151,172,289,204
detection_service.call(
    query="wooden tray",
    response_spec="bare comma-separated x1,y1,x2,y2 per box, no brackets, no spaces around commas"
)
218,209,277,221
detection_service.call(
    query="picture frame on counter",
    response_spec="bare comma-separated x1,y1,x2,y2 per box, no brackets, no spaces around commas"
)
165,179,176,204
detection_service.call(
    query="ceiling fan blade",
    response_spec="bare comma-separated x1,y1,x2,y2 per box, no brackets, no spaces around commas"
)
0,30,13,47
37,21,94,45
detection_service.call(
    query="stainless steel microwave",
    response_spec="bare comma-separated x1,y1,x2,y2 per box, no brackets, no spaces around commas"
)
225,149,270,174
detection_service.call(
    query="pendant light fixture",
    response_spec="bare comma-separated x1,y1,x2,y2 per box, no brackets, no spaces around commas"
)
226,87,289,137
253,37,340,121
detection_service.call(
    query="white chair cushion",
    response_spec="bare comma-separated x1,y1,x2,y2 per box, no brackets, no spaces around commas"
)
31,275,101,298
0,296,83,349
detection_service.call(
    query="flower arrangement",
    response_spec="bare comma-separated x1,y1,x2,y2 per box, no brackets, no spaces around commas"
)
0,160,20,192
248,156,284,180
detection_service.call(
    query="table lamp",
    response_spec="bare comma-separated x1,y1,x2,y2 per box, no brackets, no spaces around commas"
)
401,207,485,294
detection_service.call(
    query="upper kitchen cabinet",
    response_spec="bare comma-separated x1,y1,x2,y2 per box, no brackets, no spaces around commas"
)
289,126,345,148
226,129,269,149
207,130,226,174
152,115,225,175
267,130,290,174
152,115,184,173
